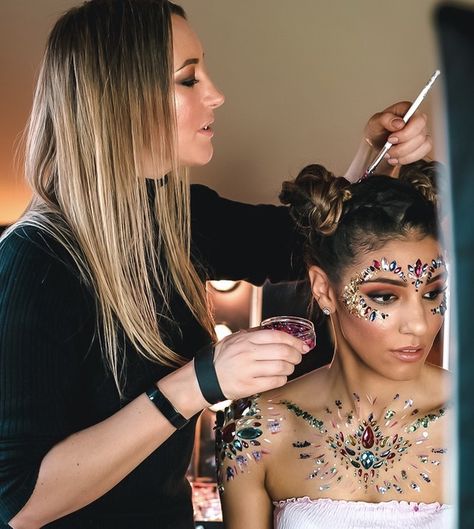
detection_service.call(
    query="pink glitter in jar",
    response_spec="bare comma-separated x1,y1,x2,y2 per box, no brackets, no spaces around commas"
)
260,316,316,349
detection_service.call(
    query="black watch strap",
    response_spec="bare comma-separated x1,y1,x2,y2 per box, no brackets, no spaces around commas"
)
146,385,189,430
194,343,226,405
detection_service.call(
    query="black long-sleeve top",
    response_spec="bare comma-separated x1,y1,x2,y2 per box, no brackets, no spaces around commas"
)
0,185,303,529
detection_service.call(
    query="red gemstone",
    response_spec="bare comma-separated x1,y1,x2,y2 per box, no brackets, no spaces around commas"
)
415,259,422,276
362,426,374,449
222,422,236,443
373,260,381,269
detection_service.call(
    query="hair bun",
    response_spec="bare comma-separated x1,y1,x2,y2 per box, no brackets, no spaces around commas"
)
398,159,442,205
279,164,351,236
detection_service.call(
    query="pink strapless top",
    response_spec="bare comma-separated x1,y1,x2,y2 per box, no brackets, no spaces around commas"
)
273,497,453,529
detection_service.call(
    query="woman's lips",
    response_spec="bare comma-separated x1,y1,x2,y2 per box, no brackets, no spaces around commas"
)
198,120,214,137
390,347,424,362
198,125,214,137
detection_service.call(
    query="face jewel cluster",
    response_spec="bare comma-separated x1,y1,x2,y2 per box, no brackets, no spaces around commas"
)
407,256,445,292
342,257,406,322
215,396,270,491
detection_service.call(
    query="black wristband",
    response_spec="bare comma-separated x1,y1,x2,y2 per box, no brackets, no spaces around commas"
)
146,385,189,430
194,343,226,405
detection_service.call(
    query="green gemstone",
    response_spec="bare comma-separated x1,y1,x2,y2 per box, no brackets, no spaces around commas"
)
237,427,263,440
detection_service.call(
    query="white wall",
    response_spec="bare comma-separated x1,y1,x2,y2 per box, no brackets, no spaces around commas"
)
1,0,471,222
180,0,456,204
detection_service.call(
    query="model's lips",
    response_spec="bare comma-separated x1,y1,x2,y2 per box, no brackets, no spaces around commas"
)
390,346,424,362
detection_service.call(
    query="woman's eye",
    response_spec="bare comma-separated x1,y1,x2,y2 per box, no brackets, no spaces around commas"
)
180,77,199,87
366,293,397,304
423,286,447,301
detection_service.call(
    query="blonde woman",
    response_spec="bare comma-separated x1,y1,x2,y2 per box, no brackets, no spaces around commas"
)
0,1,431,528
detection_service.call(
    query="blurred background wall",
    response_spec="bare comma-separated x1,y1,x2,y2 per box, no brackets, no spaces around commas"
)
2,0,470,225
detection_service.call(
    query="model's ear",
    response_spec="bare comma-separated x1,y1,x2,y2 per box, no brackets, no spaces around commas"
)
308,266,337,315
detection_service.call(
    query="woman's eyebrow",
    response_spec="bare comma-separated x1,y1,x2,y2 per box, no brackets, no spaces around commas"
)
175,58,199,72
427,271,448,284
362,278,407,287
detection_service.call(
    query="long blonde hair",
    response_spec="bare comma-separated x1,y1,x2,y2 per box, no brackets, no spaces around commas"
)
14,0,215,394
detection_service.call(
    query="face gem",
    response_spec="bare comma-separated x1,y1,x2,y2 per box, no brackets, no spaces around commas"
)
342,257,408,322
360,451,376,469
268,420,282,434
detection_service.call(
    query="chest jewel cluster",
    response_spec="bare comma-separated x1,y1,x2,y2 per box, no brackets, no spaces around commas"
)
283,394,448,495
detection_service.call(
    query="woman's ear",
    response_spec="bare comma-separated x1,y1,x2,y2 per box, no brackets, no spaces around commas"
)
308,266,337,314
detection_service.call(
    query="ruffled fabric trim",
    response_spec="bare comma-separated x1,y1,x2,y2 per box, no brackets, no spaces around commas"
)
273,497,452,529
273,497,446,510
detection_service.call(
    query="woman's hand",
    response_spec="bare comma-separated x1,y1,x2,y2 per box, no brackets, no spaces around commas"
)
213,328,309,400
365,101,432,166
344,101,433,182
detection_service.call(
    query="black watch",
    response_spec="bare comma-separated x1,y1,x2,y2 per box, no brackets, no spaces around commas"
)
146,385,189,430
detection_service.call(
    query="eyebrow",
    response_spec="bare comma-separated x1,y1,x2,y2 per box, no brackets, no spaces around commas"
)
361,271,448,287
175,58,199,72
427,271,448,285
362,278,407,287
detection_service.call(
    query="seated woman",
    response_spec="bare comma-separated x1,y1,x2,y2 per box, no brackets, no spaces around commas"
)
216,160,452,529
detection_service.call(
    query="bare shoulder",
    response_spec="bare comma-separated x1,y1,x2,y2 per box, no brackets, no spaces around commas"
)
261,365,332,408
423,363,452,410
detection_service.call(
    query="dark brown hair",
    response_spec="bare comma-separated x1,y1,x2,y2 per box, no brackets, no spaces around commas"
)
280,160,441,284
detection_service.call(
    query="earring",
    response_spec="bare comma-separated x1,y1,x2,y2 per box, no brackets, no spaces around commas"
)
322,307,331,316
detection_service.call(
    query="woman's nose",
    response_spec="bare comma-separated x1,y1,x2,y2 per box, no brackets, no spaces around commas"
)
205,80,225,109
399,299,429,337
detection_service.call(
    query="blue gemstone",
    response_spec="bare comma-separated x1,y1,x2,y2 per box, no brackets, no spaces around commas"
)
233,439,243,451
360,451,375,469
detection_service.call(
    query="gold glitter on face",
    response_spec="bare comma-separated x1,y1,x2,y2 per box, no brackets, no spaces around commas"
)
342,257,407,322
342,256,446,323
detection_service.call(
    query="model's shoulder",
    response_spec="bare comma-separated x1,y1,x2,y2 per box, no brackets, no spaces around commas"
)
424,363,452,410
261,365,331,408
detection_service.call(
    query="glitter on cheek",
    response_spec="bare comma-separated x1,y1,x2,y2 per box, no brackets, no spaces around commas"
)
341,257,408,323
341,269,389,323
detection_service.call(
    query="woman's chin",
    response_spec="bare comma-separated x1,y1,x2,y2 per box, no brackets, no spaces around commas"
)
180,147,215,168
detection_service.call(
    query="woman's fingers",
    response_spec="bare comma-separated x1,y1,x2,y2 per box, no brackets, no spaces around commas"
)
364,102,433,164
212,329,308,400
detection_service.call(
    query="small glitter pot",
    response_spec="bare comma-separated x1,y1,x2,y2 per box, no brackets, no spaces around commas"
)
260,316,316,349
